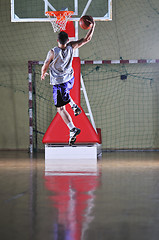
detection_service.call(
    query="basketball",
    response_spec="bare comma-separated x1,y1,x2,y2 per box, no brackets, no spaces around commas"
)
79,15,94,30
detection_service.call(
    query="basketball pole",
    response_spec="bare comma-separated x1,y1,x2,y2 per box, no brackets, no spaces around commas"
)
74,21,79,57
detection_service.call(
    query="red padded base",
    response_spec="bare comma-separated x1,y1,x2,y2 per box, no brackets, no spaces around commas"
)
42,106,101,144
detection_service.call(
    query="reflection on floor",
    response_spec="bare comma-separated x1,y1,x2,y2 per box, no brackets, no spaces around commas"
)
0,151,159,240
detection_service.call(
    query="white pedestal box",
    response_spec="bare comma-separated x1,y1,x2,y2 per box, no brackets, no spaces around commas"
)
45,144,102,172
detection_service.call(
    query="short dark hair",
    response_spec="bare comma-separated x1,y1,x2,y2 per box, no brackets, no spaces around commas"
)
58,31,68,45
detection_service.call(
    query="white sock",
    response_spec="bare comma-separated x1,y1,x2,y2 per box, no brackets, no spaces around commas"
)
69,98,76,108
67,122,75,130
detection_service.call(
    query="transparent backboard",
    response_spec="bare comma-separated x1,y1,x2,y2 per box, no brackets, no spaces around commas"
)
11,0,112,22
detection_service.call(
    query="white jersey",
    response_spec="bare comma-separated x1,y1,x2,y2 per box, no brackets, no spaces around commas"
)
48,45,74,85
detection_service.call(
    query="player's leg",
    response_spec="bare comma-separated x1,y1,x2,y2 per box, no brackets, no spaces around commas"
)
57,106,81,145
57,105,72,125
66,78,81,116
69,97,82,116
53,82,81,145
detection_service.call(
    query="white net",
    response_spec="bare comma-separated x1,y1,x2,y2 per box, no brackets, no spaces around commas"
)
49,18,60,32
46,11,74,32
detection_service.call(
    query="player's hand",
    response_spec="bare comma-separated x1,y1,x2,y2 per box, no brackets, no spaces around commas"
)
86,18,95,28
41,72,49,80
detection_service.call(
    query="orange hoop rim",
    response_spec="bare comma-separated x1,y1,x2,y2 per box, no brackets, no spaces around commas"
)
46,11,74,20
46,11,74,32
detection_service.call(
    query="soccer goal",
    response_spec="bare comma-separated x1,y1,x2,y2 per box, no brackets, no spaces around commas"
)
29,59,159,152
28,59,101,153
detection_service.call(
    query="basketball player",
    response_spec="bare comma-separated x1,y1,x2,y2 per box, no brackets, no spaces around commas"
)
41,20,95,145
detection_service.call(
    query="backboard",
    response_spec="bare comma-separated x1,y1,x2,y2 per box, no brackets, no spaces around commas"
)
11,0,112,22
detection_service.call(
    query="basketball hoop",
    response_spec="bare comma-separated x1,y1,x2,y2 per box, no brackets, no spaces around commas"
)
46,11,74,32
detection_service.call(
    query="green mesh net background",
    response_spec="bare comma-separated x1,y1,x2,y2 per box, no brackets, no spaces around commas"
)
32,63,159,151
0,0,159,150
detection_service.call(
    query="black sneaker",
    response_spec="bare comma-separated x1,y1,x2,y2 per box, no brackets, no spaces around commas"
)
72,104,82,116
69,127,81,145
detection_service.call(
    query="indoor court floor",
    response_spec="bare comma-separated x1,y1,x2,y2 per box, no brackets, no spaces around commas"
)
0,151,159,240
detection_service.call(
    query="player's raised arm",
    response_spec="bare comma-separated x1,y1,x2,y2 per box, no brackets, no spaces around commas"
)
69,20,95,50
41,50,54,80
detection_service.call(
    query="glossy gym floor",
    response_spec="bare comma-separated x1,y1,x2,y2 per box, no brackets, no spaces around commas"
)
0,151,159,240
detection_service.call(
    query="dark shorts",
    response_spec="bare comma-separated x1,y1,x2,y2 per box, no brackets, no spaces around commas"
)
53,77,74,107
